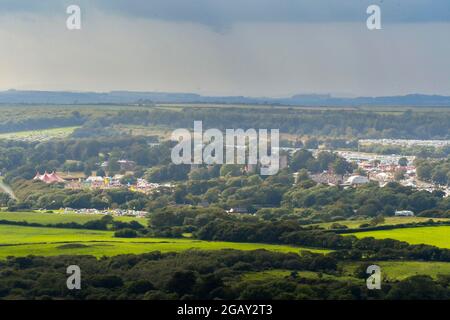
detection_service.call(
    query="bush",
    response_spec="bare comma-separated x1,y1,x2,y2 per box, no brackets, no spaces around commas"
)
330,223,348,230
127,280,155,294
90,275,124,288
114,228,138,238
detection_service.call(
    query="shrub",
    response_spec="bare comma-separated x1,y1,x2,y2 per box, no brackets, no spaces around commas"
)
114,228,138,238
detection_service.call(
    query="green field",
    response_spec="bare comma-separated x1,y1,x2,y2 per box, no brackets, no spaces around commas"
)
241,260,450,283
316,217,450,230
0,225,330,259
349,226,450,248
342,261,450,280
0,211,145,226
111,124,173,139
0,126,79,141
241,270,358,282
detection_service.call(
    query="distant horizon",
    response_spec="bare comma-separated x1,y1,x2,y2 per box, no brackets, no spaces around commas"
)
2,88,450,100
3,89,450,107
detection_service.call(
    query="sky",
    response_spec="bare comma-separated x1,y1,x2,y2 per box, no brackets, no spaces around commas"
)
0,0,449,97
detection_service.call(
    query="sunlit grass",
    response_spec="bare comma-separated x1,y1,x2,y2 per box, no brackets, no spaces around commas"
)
0,225,330,259
0,211,145,226
349,226,450,248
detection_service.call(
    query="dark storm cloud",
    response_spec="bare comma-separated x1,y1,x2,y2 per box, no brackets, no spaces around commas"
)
1,0,450,96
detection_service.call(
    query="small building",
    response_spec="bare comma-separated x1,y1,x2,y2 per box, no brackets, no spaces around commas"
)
226,207,248,214
117,160,136,171
345,175,370,185
395,210,415,217
86,176,104,183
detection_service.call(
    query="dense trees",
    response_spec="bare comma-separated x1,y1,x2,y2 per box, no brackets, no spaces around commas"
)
5,179,152,211
146,164,190,182
0,192,11,206
5,105,450,140
282,182,445,221
0,250,331,300
79,107,450,139
0,251,448,300
114,229,139,238
416,158,450,186
0,109,85,134
0,137,172,180
386,276,448,300
290,150,354,175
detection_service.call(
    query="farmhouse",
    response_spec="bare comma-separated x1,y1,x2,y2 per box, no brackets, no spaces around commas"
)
395,210,415,217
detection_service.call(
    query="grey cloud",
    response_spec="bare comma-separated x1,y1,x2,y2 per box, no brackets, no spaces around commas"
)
1,1,450,96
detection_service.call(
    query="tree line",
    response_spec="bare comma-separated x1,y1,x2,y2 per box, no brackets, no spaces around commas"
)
0,250,448,300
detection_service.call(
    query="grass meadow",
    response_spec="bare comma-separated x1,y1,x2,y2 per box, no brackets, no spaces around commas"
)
349,226,450,248
0,211,145,225
0,126,79,141
316,217,450,230
0,224,330,259
240,261,450,283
